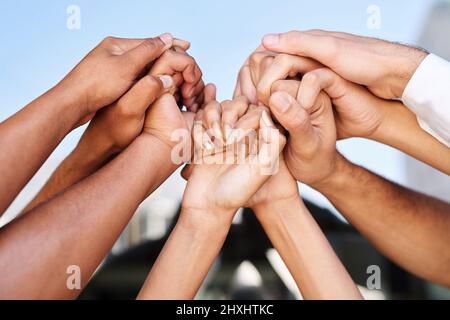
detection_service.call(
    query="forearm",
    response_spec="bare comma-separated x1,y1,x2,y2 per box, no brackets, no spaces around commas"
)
0,133,177,299
137,209,234,300
254,197,362,300
372,101,450,174
0,83,84,215
315,154,450,287
23,135,116,212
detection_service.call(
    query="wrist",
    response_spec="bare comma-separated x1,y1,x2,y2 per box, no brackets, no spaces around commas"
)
179,206,236,233
392,50,428,98
53,79,89,123
252,194,304,220
310,152,355,195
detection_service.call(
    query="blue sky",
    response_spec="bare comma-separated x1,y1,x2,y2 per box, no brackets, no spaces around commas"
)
0,0,438,219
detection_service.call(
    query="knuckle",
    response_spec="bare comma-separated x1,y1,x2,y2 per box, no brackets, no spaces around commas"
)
276,53,292,66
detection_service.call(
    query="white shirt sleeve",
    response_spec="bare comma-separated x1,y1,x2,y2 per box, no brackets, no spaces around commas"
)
402,53,450,147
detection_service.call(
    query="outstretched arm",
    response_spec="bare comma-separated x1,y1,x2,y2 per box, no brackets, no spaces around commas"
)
254,196,362,299
0,93,193,299
23,43,203,212
0,34,175,216
314,155,450,288
138,99,285,299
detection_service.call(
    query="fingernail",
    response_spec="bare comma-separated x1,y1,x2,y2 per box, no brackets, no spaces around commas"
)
272,93,291,113
159,33,173,46
158,75,173,89
263,34,279,47
262,110,274,127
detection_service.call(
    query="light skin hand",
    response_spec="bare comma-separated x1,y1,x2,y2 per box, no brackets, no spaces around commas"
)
240,51,450,174
261,29,428,100
23,43,206,212
137,99,286,299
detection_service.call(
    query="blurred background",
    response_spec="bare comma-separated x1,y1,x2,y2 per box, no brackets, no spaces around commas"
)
0,0,449,299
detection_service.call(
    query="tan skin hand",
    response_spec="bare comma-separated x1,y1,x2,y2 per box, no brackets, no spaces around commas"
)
261,29,428,100
61,34,177,116
76,43,204,159
181,99,286,215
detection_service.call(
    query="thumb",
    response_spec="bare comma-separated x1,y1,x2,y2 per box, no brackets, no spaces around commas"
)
269,91,313,137
268,91,318,153
124,33,173,75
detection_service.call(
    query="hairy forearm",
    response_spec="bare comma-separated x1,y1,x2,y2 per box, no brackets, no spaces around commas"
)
372,101,450,174
254,196,362,300
137,209,234,300
315,155,450,287
0,83,84,215
0,133,177,299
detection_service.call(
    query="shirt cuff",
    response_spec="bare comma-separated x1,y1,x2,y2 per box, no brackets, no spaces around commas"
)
402,53,450,147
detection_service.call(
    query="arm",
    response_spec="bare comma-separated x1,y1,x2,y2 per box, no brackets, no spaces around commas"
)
0,34,175,216
0,93,193,299
261,30,449,146
23,45,204,212
239,51,450,173
313,155,450,287
137,208,234,299
254,196,362,299
138,98,286,299
0,134,177,299
246,52,450,288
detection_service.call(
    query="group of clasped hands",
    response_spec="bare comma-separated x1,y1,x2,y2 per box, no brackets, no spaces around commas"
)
0,30,449,300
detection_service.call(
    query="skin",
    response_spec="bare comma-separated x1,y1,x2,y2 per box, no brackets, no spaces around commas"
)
137,98,286,300
0,84,213,299
216,96,361,299
0,33,180,216
24,44,204,212
237,51,450,174
236,49,450,287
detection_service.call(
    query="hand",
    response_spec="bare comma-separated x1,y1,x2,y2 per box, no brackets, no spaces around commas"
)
208,96,300,209
261,29,428,99
181,99,286,218
75,45,205,161
60,33,175,116
235,52,339,186
241,51,392,140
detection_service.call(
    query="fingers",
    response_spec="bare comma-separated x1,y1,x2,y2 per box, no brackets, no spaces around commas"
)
256,53,322,105
235,66,258,103
172,38,191,51
221,96,250,139
271,79,301,99
123,33,173,75
253,110,286,176
268,91,317,153
116,75,173,117
193,110,214,151
150,49,201,84
203,101,224,144
149,49,203,110
203,83,217,105
262,30,340,65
